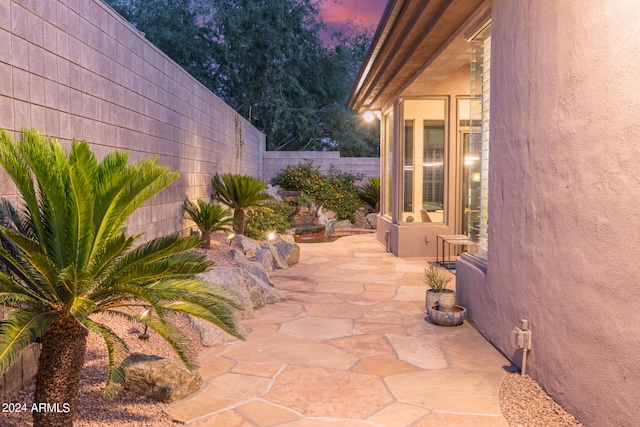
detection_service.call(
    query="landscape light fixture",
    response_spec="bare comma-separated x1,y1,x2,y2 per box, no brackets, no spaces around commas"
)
138,309,150,341
267,232,276,241
227,232,236,247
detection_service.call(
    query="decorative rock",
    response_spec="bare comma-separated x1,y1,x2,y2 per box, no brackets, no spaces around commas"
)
279,234,295,243
334,219,353,229
268,244,290,270
324,209,337,220
232,249,274,286
324,219,336,236
236,235,261,254
123,353,202,403
367,213,378,229
199,266,284,320
253,248,275,271
188,316,243,346
265,184,283,201
273,241,300,266
244,249,256,259
199,268,255,318
353,209,369,228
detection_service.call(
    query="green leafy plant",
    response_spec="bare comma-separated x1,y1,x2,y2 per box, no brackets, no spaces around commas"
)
272,162,363,221
423,265,453,293
271,161,324,196
358,177,380,213
0,129,243,426
183,199,235,248
245,201,295,240
318,166,363,221
212,174,274,235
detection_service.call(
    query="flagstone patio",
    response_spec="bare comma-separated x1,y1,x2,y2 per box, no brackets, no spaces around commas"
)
164,234,511,426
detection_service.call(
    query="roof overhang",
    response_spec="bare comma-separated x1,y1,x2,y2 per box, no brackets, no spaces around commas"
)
348,0,490,113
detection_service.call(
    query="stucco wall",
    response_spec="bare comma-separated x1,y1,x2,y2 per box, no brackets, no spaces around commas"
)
262,151,379,184
0,0,265,242
458,1,640,426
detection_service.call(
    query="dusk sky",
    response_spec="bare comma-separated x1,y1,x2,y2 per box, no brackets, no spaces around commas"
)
320,0,388,34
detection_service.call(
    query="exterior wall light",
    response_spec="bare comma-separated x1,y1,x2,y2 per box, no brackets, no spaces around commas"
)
363,111,376,122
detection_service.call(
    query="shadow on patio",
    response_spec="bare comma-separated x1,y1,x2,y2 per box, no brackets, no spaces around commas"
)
165,234,511,426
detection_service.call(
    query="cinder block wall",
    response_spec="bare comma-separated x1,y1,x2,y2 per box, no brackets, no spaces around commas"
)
263,151,379,184
0,0,265,396
0,0,265,242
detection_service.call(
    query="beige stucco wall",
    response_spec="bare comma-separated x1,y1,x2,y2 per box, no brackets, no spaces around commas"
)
457,1,640,426
0,0,265,242
262,151,379,184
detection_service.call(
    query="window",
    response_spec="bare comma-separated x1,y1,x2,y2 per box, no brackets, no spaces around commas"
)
467,24,491,258
401,99,446,223
403,120,414,212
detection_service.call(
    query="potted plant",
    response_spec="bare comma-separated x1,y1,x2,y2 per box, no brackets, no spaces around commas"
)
424,265,455,313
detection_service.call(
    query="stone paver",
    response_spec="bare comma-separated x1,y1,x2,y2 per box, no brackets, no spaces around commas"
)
164,234,511,425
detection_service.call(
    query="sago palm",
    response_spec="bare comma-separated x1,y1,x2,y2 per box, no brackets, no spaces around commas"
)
211,174,273,235
358,177,380,213
0,130,242,427
182,199,235,248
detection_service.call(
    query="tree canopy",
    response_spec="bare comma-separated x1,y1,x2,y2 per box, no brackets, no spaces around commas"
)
104,0,379,156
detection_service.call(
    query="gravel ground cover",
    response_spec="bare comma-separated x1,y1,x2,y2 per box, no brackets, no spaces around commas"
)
500,373,584,427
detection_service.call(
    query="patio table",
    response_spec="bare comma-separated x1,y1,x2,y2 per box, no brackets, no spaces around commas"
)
436,234,472,271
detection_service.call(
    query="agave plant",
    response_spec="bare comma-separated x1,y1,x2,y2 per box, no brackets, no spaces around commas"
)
183,199,235,248
211,173,274,235
0,129,242,426
358,177,380,213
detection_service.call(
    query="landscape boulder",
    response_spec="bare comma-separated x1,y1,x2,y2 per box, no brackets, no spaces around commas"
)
232,249,274,286
353,209,370,228
188,316,246,347
123,353,202,403
367,213,378,229
199,266,283,317
235,235,261,255
335,219,353,229
272,241,300,266
253,248,275,271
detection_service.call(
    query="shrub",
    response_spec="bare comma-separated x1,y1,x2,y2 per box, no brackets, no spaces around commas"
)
317,166,363,221
244,201,295,240
271,161,325,199
272,162,363,221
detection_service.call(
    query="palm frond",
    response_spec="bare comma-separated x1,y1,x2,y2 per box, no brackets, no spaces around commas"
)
0,246,60,304
107,309,197,370
69,296,98,319
79,317,128,398
89,283,163,312
0,310,58,375
87,232,137,283
0,130,45,247
211,174,273,209
183,199,235,234
67,140,98,271
18,131,71,267
161,301,244,340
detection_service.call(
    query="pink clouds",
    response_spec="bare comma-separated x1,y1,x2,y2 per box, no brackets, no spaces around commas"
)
320,0,387,30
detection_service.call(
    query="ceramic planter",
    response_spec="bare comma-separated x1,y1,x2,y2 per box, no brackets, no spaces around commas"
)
425,289,456,313
428,304,467,326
